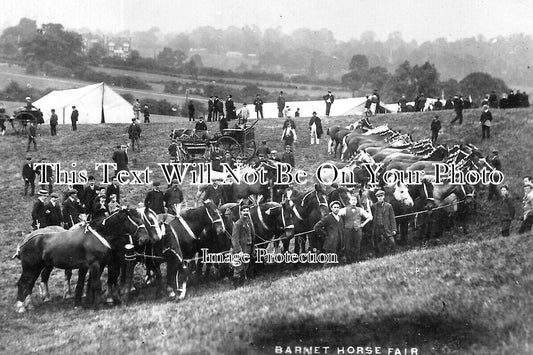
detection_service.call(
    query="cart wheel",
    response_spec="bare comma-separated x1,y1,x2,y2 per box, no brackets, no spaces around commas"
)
243,140,256,162
217,136,241,159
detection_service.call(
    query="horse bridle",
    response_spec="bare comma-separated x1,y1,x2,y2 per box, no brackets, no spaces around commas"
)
205,206,225,232
293,191,328,221
102,209,148,239
258,204,294,231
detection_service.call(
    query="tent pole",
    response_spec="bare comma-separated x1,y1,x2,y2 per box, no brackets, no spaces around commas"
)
62,107,65,125
101,83,105,123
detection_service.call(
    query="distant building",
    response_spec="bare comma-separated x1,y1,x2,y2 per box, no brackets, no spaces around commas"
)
226,51,243,58
81,34,132,59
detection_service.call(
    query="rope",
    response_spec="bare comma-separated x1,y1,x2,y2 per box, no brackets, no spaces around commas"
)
394,198,467,219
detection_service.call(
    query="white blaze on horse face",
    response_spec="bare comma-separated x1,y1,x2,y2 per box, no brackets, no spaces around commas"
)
394,183,414,207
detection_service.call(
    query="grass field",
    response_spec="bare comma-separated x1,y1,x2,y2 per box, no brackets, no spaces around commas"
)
0,106,532,354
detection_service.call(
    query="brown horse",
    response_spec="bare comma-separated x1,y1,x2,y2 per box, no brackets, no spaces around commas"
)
14,208,151,312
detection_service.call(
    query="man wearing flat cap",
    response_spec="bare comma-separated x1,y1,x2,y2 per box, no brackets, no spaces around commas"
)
314,200,344,258
371,189,397,256
144,182,165,214
31,190,49,229
45,192,62,227
71,106,78,131
231,200,255,287
164,179,184,216
62,189,83,229
201,177,227,207
323,90,335,117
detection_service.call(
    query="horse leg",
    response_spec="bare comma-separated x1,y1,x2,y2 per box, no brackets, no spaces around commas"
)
106,260,121,305
63,269,73,299
152,264,163,299
39,266,53,302
177,263,191,301
74,267,88,307
165,252,178,299
16,266,42,313
89,262,102,310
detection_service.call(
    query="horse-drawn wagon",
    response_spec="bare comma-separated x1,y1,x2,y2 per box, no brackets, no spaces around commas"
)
9,108,43,134
217,122,257,162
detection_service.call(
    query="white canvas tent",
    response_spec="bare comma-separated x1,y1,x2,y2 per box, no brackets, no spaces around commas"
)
258,97,391,118
34,82,134,124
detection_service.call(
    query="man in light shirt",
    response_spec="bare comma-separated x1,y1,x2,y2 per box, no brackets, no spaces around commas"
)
338,195,372,263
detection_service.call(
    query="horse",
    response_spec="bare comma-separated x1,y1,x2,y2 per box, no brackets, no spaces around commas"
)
407,179,436,240
286,184,329,254
14,208,151,312
162,201,226,300
431,183,476,238
326,126,352,158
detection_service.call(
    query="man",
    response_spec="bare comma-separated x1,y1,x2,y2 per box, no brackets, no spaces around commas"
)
488,150,502,201
35,157,54,194
371,189,397,256
22,156,36,196
168,139,178,162
398,95,408,112
323,90,335,117
480,105,492,139
309,111,323,145
237,103,250,125
498,185,515,236
433,98,443,111
188,101,195,122
164,179,184,216
202,177,227,206
27,121,37,152
253,94,264,119
195,116,208,139
256,141,271,158
210,144,225,172
430,115,441,144
143,105,150,123
294,108,300,117
444,96,454,110
112,145,129,173
283,106,291,118
339,196,372,263
215,96,224,121
276,91,285,118
31,189,49,230
364,95,372,116
221,151,236,170
314,200,344,257
24,97,37,111
225,95,236,121
71,106,78,131
128,118,142,151
450,95,463,124
231,201,255,287
281,145,295,168
219,113,228,133
518,183,533,235
281,118,297,147
524,176,533,186
62,189,83,229
106,175,121,203
81,176,99,218
207,96,214,122
371,90,380,115
93,194,108,219
415,93,426,112
49,109,58,136
45,192,62,226
133,99,142,120
489,91,499,108
0,102,6,135
144,182,165,214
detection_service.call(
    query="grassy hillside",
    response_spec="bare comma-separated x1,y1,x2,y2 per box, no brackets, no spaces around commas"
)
0,107,532,354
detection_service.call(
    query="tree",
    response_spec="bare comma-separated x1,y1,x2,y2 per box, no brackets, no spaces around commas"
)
366,66,390,91
157,47,186,68
459,72,509,105
412,61,440,97
86,43,107,65
20,23,84,69
349,54,369,72
0,18,37,56
341,70,365,96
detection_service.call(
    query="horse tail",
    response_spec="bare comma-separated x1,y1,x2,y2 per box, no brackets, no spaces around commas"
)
12,244,20,260
341,135,349,158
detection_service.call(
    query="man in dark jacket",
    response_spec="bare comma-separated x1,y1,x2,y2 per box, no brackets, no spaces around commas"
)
112,145,129,173
188,101,195,121
22,156,36,196
143,105,150,123
314,200,344,256
31,189,48,229
106,175,121,203
207,96,214,122
398,95,408,112
323,90,335,117
231,201,255,287
498,185,515,236
444,96,454,110
81,176,99,218
144,182,165,214
371,189,397,256
45,192,62,226
281,145,295,168
488,150,502,200
480,105,493,139
62,189,83,228
225,95,236,121
430,115,442,143
49,109,58,136
276,91,286,118
71,106,78,131
128,118,142,151
450,95,463,124
309,111,323,145
202,178,227,206
27,121,37,152
164,179,184,216
253,94,264,119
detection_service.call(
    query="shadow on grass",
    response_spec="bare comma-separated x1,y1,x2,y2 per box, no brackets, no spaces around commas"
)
250,312,491,353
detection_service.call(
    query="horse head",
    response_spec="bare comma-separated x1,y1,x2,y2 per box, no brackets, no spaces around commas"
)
262,202,295,239
202,200,225,235
96,208,151,246
385,182,414,207
138,207,164,242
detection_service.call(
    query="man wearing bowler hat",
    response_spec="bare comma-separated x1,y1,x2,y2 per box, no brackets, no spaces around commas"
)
62,189,83,229
71,106,78,131
371,189,397,256
22,156,36,196
45,192,63,227
164,179,184,216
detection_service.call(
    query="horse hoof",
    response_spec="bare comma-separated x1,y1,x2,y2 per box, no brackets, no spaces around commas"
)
15,301,26,313
168,291,176,299
105,297,114,305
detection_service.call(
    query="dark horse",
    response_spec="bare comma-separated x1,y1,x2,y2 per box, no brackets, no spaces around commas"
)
162,201,225,300
14,208,151,312
287,184,329,254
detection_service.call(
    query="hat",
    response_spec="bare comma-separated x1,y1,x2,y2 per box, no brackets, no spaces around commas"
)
434,115,439,119
72,106,76,109
132,118,136,121
25,97,31,101
171,179,179,185
376,190,385,197
329,200,341,209
50,193,59,198
328,90,331,93
26,156,32,160
153,181,160,187
68,189,78,195
240,200,250,210
109,193,117,198
38,189,48,196
492,149,498,154
262,140,267,144
500,185,509,190
271,150,278,154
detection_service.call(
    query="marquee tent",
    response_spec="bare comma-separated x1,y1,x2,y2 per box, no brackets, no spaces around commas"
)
258,97,391,119
34,83,134,124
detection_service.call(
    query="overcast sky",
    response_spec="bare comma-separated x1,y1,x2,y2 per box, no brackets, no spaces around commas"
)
4,0,533,42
